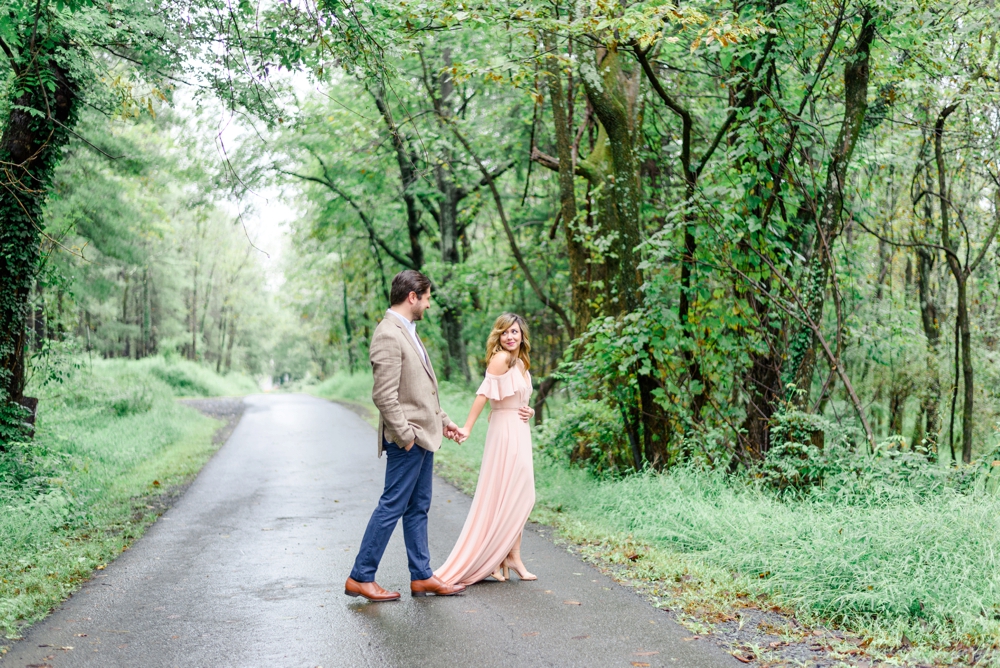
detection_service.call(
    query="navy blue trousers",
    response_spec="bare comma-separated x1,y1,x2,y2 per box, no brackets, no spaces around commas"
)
349,436,435,582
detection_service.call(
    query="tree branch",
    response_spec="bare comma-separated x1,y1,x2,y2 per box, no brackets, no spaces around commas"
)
530,145,600,183
968,186,1000,276
634,45,692,182
0,37,20,75
458,159,515,200
280,168,416,270
446,122,575,337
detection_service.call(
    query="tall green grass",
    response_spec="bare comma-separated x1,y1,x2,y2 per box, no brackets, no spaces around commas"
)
539,467,1000,647
310,371,376,405
0,357,253,640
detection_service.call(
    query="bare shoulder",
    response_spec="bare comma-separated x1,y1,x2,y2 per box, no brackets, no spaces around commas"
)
486,351,512,375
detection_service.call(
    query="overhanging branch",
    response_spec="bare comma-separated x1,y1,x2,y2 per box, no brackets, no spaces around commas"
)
446,122,575,338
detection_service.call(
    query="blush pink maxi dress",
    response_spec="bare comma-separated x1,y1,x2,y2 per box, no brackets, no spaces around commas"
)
435,361,536,586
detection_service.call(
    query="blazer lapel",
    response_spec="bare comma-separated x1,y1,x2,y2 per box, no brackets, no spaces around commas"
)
416,333,438,384
385,311,434,380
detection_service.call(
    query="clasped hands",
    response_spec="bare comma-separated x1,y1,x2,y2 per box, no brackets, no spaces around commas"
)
444,422,468,444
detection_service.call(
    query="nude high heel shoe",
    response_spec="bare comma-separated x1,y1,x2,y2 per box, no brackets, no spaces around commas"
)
501,557,536,581
490,567,506,582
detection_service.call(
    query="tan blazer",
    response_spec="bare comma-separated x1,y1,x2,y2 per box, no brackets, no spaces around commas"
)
370,311,451,456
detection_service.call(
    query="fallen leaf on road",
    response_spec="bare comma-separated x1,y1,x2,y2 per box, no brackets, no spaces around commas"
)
171,636,179,639
769,641,787,648
522,632,538,637
543,590,553,594
732,651,755,663
631,663,650,667
572,635,590,640
74,634,87,638
563,601,581,605
463,610,477,614
96,565,105,570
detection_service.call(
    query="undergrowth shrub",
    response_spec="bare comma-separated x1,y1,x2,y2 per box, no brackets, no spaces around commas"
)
0,441,54,505
536,399,631,476
755,403,959,505
149,363,214,396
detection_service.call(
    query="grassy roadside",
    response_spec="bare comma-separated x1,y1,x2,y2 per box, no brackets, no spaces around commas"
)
311,370,997,665
0,357,254,645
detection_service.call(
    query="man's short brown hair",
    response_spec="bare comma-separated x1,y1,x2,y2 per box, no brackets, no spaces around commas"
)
390,270,432,306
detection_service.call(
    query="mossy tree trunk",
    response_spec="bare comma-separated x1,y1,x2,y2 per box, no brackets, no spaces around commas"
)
580,44,670,467
0,64,78,443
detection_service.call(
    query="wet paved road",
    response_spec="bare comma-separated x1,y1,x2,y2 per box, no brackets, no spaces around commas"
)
1,394,737,668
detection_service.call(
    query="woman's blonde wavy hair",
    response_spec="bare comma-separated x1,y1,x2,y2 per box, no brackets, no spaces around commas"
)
484,313,531,371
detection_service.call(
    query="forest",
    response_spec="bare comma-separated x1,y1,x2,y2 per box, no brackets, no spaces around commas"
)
273,0,1000,472
4,0,1000,662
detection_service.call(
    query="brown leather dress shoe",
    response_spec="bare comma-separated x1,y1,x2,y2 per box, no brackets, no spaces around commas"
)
344,577,401,601
410,575,466,597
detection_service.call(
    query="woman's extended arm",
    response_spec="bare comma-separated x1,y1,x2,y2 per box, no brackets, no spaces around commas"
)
456,352,515,442
458,395,490,442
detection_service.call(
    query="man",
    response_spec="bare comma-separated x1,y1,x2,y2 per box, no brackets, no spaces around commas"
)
345,270,467,601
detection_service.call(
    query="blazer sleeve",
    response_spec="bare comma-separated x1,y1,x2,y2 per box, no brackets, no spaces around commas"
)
370,330,416,445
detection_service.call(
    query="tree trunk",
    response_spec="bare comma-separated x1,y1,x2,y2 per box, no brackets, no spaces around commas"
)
342,277,356,373
190,261,198,361
580,45,643,314
788,10,876,399
371,89,425,270
956,278,974,462
216,308,227,373
0,63,77,443
915,245,941,446
143,267,152,358
544,33,590,334
532,375,558,426
428,48,471,382
934,103,974,462
581,45,669,464
122,273,131,358
225,315,237,372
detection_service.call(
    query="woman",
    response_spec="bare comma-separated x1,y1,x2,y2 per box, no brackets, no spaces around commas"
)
434,313,537,585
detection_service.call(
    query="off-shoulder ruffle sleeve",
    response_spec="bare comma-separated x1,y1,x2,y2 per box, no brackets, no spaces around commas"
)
477,370,518,400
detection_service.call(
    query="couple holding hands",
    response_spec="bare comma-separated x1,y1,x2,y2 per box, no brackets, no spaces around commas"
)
344,270,537,600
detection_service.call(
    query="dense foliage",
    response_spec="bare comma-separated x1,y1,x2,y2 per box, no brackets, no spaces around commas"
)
257,0,1000,473
6,0,998,467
